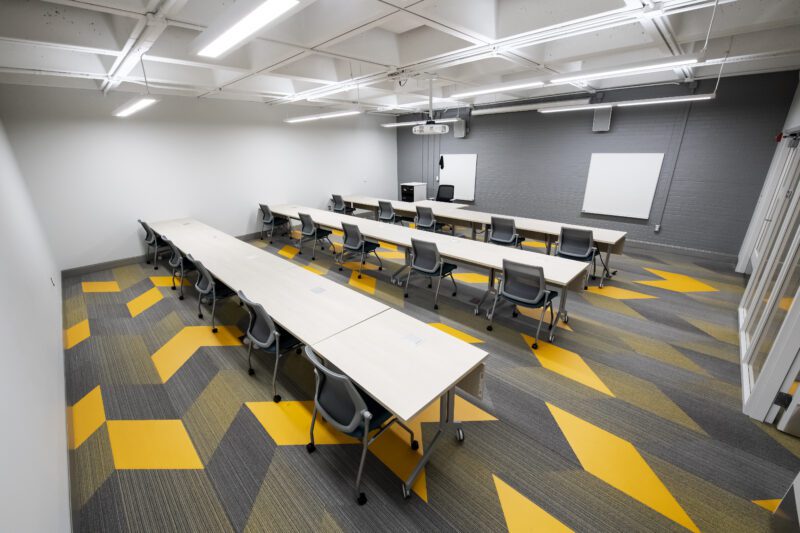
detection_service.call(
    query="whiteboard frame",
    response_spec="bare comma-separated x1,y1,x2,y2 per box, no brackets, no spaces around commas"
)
581,152,665,220
438,153,477,202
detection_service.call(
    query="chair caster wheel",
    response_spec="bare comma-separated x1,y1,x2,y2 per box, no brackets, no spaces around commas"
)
487,324,494,331
411,440,419,451
427,284,432,289
212,327,218,333
358,275,362,279
179,296,184,300
248,368,255,376
379,267,383,271
198,314,204,319
452,292,457,297
311,257,316,261
512,311,518,317
154,266,159,270
433,304,438,310
563,315,569,324
401,484,411,499
357,493,367,506
404,293,408,298
549,335,555,343
171,286,176,291
338,267,343,271
298,251,302,255
273,394,281,402
456,428,465,442
532,343,538,349
296,348,302,354
474,308,480,315
306,443,316,453
146,260,151,264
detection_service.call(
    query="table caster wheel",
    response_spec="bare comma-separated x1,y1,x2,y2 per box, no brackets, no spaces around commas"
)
473,308,480,315
456,428,465,442
563,315,569,324
549,333,555,343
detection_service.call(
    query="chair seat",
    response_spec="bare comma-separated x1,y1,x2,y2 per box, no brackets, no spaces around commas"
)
490,236,524,247
413,262,457,276
266,216,289,225
557,248,595,262
315,228,332,239
500,288,557,309
345,390,393,439
362,241,380,253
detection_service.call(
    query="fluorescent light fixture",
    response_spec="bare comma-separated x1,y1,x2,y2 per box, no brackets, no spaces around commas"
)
380,118,461,128
451,80,545,99
616,93,715,107
538,103,612,114
113,97,158,117
550,57,698,85
198,0,298,58
284,110,361,124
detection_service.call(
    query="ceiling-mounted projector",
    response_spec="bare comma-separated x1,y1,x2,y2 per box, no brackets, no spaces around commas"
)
413,121,449,135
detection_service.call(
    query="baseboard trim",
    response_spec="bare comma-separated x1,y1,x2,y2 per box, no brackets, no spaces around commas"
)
60,232,263,278
625,238,737,263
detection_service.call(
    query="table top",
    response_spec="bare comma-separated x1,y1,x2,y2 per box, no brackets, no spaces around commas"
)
342,195,626,246
149,218,388,345
271,205,588,288
313,309,488,422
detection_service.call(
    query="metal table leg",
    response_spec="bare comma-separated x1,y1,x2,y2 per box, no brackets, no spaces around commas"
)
471,222,477,240
483,224,488,242
402,388,462,499
391,248,411,284
474,268,496,315
549,283,570,342
545,235,552,255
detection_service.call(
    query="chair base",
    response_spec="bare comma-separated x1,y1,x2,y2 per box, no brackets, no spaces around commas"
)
357,493,367,506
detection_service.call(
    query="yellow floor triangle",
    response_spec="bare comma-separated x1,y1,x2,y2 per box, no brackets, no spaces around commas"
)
521,241,547,249
547,404,698,532
524,336,613,396
278,245,299,259
349,271,376,294
150,276,190,287
151,326,242,382
379,241,398,251
127,287,164,318
64,319,91,349
67,385,106,449
635,268,718,293
107,419,203,470
585,286,656,300
453,272,490,284
81,281,121,293
752,499,781,512
429,322,483,344
493,475,572,532
303,264,328,276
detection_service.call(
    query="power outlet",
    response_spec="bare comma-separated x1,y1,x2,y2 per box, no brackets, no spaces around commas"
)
654,224,661,233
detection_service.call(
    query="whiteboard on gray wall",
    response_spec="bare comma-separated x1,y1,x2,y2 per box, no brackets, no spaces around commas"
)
438,154,477,201
582,153,665,219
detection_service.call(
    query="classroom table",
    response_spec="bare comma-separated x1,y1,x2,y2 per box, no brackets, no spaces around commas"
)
148,217,489,498
269,205,588,338
341,194,626,285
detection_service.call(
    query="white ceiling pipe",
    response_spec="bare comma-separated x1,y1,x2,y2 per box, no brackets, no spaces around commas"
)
471,99,591,115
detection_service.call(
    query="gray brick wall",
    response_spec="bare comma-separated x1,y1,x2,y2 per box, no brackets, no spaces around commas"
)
397,71,798,258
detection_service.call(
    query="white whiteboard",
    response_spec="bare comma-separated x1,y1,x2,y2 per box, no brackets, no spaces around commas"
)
582,153,664,219
438,154,477,201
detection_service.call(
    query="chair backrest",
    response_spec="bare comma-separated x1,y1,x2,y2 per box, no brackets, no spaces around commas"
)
378,201,395,222
138,219,155,244
489,216,516,244
410,238,441,273
341,223,363,250
332,195,346,213
501,259,546,304
189,254,214,295
304,346,367,434
237,290,277,348
162,236,182,268
259,204,274,224
559,227,594,257
415,206,435,229
436,184,455,202
298,213,316,236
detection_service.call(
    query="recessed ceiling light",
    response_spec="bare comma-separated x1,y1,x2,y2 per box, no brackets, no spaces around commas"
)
549,57,698,85
284,110,361,124
451,80,545,99
198,0,299,58
113,97,158,117
616,94,715,107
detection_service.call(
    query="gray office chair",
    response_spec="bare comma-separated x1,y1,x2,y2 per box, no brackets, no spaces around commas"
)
238,290,302,402
486,260,557,350
259,204,290,243
338,223,383,278
555,227,600,288
429,184,455,202
304,345,417,505
414,206,446,233
331,194,355,215
404,238,458,310
189,254,236,333
162,236,195,301
488,216,524,248
138,219,168,270
297,213,334,261
377,201,396,224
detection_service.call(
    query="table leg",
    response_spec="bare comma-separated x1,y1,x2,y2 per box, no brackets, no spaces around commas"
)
471,222,477,240
402,388,461,499
474,268,496,315
391,247,411,284
545,235,552,255
549,283,570,342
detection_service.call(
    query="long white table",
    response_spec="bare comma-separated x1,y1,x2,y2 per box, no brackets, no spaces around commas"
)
269,205,588,338
342,194,627,283
148,217,488,496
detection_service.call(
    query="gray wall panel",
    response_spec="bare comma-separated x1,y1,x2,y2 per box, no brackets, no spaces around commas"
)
396,71,798,257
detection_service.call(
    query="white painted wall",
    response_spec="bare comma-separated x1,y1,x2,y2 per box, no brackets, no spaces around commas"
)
0,85,398,270
0,119,70,530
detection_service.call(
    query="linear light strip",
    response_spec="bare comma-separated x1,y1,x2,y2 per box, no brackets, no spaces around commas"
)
113,97,158,117
451,80,545,99
198,0,298,58
549,57,698,84
284,110,361,124
538,93,715,113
